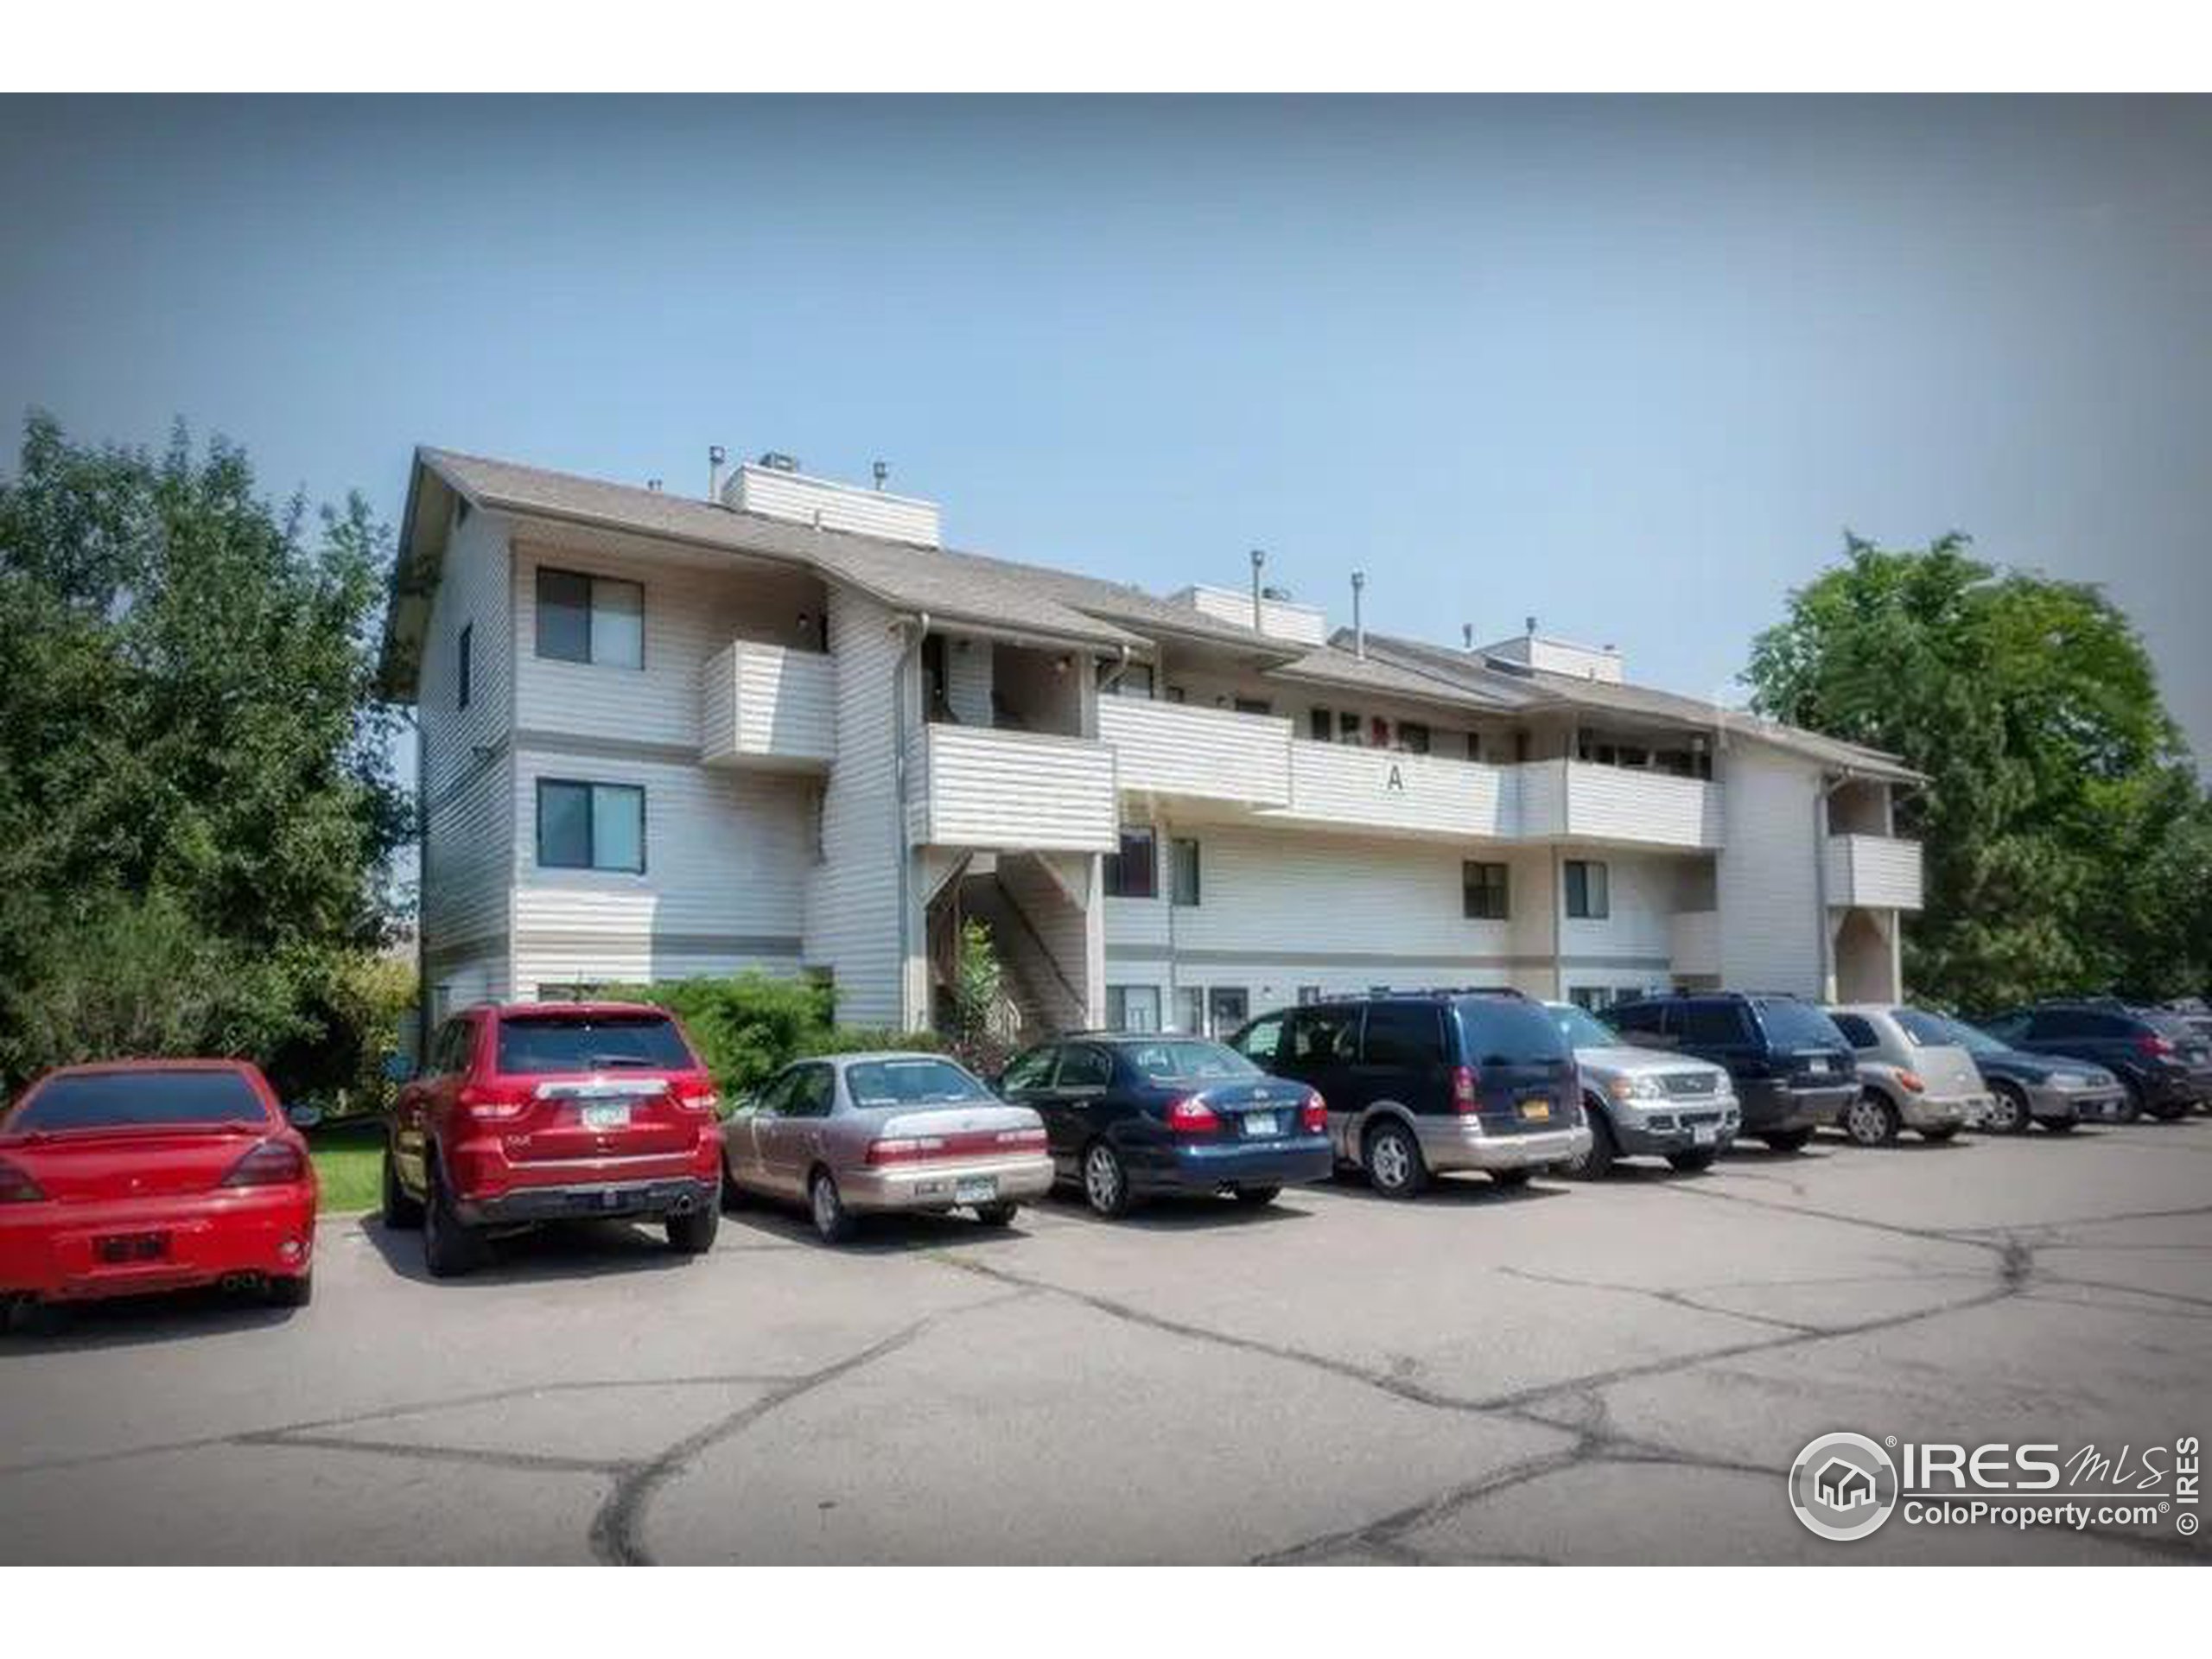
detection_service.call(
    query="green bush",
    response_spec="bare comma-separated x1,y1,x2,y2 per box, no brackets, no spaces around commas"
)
596,971,833,1100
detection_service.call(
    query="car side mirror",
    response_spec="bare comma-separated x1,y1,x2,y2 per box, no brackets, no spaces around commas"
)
286,1103,324,1130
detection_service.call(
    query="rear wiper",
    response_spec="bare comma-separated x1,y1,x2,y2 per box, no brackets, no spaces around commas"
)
588,1054,653,1069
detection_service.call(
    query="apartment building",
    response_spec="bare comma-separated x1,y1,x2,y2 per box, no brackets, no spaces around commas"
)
377,448,1926,1040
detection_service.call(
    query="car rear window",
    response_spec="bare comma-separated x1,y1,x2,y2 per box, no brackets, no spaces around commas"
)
496,1012,694,1074
1753,999,1850,1049
10,1069,269,1132
1363,1004,1447,1066
1123,1040,1256,1083
845,1058,990,1107
1891,1007,1958,1046
1453,999,1569,1065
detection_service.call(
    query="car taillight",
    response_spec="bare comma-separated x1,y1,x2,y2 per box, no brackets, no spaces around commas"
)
2139,1033,2177,1058
0,1157,45,1204
673,1079,722,1115
220,1140,308,1188
457,1081,535,1121
1166,1096,1221,1135
1300,1090,1327,1135
1896,1070,1925,1093
866,1135,945,1165
1451,1065,1483,1114
995,1126,1047,1148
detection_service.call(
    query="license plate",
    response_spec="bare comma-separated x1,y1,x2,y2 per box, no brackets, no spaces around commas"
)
1692,1124,1718,1147
955,1177,996,1204
1520,1099,1552,1122
582,1103,632,1131
97,1232,168,1264
1242,1112,1280,1137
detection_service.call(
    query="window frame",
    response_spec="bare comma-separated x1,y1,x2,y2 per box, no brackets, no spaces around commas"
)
1103,825,1159,899
1565,858,1611,919
1105,984,1162,1033
1462,860,1510,920
535,778,647,874
534,565,645,670
1169,837,1201,907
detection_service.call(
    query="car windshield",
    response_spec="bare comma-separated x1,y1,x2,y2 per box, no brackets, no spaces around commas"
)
1891,1007,1962,1048
497,1013,694,1074
9,1069,268,1133
1122,1040,1258,1083
1753,999,1850,1048
845,1058,990,1107
1931,1015,2007,1057
1548,1005,1622,1051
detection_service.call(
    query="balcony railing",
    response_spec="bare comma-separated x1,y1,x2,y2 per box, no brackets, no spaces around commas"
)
1824,834,1924,912
906,723,1120,853
1515,760,1723,850
1096,696,1292,809
699,640,835,771
1269,740,1516,842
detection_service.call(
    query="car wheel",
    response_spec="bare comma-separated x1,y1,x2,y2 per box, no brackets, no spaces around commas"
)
1984,1084,2031,1135
2146,1097,2192,1122
2117,1079,2145,1125
1233,1185,1281,1207
1363,1121,1427,1200
1920,1124,1961,1143
1666,1148,1718,1173
1762,1128,1815,1154
972,1201,1019,1227
1490,1167,1534,1191
667,1203,720,1255
380,1142,423,1230
1081,1141,1133,1219
422,1159,483,1280
1567,1103,1617,1179
809,1170,857,1244
265,1271,314,1309
718,1155,747,1212
1843,1092,1900,1147
2037,1115,2077,1134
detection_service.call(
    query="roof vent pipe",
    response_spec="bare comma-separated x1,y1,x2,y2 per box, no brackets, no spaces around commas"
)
1249,549,1266,632
708,445,727,502
872,460,889,492
1462,621,1474,652
1351,570,1367,658
1524,613,1538,637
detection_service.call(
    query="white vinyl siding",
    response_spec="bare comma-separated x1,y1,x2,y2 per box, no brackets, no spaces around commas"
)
1096,696,1293,807
1824,834,1925,911
907,725,1119,853
699,640,836,769
1716,741,1827,997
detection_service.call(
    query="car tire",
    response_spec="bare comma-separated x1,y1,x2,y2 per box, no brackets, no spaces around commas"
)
1080,1141,1134,1219
1983,1084,2032,1135
1666,1148,1719,1173
1567,1103,1617,1180
422,1159,484,1280
2117,1080,2145,1125
2145,1097,2192,1122
380,1142,423,1230
2037,1115,2077,1133
667,1204,720,1255
809,1170,858,1244
265,1271,314,1308
1233,1185,1282,1207
1843,1092,1900,1147
1363,1121,1427,1200
1762,1128,1815,1154
1920,1124,1961,1143
718,1156,747,1211
972,1201,1019,1227
1490,1167,1534,1191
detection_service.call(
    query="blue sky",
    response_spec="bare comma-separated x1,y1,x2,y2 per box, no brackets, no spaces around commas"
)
3,95,2207,754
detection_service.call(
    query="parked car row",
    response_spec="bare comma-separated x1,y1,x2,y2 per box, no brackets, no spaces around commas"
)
3,987,2206,1320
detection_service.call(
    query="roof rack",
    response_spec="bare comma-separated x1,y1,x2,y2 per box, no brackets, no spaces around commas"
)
1323,986,1529,1001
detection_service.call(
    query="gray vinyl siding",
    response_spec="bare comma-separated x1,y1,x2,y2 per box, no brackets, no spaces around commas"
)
1716,741,1827,996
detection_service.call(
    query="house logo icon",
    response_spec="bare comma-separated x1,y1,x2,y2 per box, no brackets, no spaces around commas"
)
1789,1432,1899,1542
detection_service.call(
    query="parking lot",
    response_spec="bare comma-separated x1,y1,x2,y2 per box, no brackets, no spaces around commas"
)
3,1119,2208,1566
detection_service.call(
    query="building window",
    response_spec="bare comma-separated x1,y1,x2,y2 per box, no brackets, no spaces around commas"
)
1104,826,1157,899
1565,859,1610,919
1338,710,1362,746
1463,861,1510,920
1296,985,1323,1005
1170,837,1201,907
1568,987,1607,1011
1232,697,1271,716
536,567,644,669
1176,986,1205,1034
1103,662,1154,699
1309,707,1332,742
537,779,646,873
1106,985,1161,1033
456,621,473,710
1397,721,1430,755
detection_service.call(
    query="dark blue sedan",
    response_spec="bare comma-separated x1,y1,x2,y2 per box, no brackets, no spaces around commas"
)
996,1033,1332,1217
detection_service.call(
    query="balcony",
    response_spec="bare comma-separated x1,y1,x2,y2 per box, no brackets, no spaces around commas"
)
906,723,1120,853
1516,760,1723,850
1267,741,1516,842
1669,910,1721,977
1096,696,1292,810
699,641,835,772
1825,834,1924,912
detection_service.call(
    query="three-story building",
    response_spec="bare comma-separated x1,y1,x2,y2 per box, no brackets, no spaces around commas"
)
378,447,1924,1040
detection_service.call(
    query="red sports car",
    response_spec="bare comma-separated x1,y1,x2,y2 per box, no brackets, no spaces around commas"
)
0,1059,319,1319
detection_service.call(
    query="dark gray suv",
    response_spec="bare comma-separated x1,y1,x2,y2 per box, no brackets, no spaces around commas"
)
1606,992,1858,1153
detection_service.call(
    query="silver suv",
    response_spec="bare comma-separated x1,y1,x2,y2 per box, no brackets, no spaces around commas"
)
1544,1002,1741,1178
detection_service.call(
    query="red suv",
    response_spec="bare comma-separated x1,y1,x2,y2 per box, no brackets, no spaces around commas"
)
383,1002,723,1278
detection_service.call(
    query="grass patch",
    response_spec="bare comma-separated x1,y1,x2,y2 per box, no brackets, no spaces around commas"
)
308,1117,385,1214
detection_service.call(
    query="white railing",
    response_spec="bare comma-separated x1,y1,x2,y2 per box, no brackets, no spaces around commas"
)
699,640,835,770
1268,740,1517,842
1096,696,1293,808
906,724,1120,853
1515,760,1723,849
1825,834,1924,912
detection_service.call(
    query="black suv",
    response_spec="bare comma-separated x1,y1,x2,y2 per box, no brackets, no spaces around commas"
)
1228,990,1588,1199
1980,1001,2212,1122
1606,992,1856,1152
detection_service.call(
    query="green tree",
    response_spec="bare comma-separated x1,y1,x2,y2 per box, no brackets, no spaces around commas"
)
1745,532,2211,1010
0,412,409,1092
